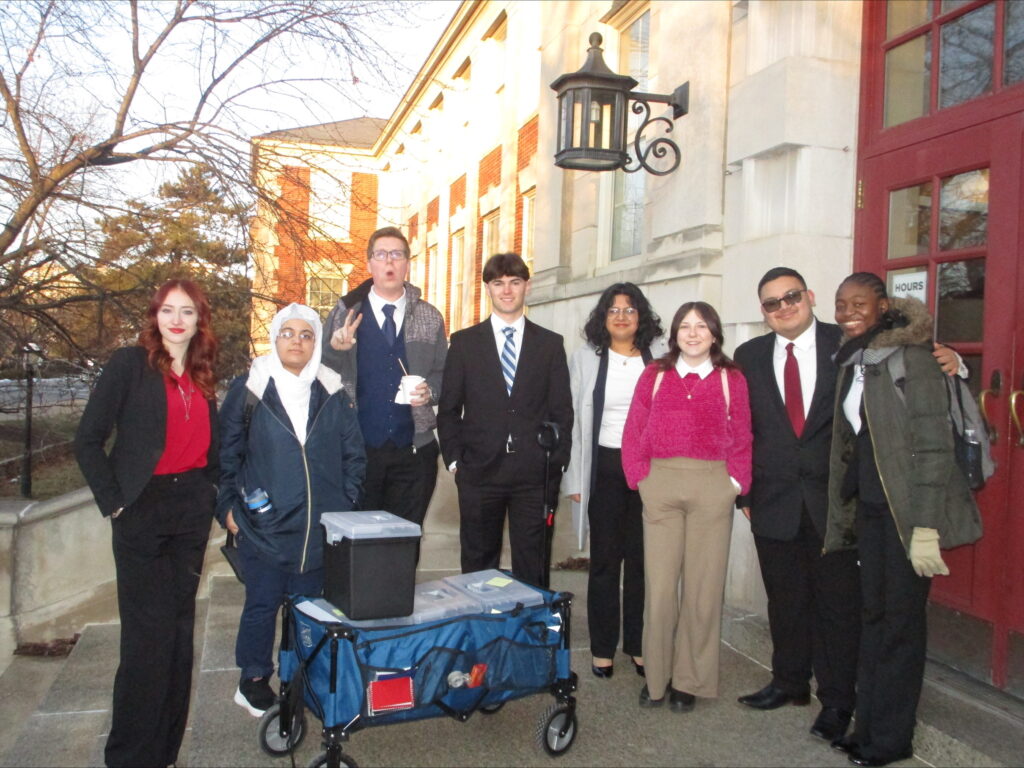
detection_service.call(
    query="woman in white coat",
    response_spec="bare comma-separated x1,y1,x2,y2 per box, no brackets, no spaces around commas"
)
563,283,664,678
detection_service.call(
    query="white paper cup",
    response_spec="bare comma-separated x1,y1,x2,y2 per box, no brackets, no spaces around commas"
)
398,374,425,404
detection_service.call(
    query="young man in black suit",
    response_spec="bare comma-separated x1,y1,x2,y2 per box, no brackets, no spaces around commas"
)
734,267,961,745
437,252,572,587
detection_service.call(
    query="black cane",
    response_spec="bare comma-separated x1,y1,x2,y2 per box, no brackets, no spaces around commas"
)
536,421,561,590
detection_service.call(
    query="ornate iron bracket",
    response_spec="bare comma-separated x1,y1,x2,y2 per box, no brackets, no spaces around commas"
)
623,83,690,176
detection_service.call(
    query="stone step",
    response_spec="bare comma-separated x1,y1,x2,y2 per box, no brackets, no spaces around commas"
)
0,652,66,763
0,593,211,768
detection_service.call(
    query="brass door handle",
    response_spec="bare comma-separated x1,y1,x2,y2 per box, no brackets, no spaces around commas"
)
980,389,999,443
1011,390,1024,447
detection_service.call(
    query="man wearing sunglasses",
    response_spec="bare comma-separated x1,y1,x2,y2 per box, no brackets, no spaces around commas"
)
733,267,960,746
322,226,447,531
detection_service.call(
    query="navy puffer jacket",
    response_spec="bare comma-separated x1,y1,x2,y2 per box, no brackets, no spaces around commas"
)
216,363,365,573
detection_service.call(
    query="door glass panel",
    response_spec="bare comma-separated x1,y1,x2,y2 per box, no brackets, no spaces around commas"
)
888,181,933,259
941,0,975,14
1006,0,1024,85
939,3,995,109
887,0,931,39
939,169,989,250
885,33,931,127
936,259,985,342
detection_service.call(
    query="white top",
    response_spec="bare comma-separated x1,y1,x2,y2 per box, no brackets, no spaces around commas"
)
843,365,865,435
772,320,817,419
598,350,647,448
675,356,714,379
367,286,407,336
489,313,526,359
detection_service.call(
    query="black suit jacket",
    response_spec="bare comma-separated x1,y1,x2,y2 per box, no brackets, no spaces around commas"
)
437,317,573,486
734,320,841,540
74,346,219,517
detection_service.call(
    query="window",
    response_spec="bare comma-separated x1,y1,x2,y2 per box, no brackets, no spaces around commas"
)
480,210,500,320
521,189,536,275
611,11,650,260
881,0,1019,129
305,262,353,319
451,230,465,331
308,170,351,241
428,243,445,321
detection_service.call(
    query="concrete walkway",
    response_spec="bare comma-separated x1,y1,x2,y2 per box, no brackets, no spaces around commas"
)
2,473,1022,766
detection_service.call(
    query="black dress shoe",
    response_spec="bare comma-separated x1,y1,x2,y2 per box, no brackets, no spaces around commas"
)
639,685,664,708
848,748,914,767
591,663,614,679
669,688,695,713
810,707,853,741
737,684,811,710
831,735,860,754
631,657,645,677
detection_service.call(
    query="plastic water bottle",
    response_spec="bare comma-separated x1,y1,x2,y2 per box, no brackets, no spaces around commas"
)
245,488,272,515
962,429,983,488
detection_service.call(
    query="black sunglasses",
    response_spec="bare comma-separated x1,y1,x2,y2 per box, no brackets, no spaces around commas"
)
761,289,806,314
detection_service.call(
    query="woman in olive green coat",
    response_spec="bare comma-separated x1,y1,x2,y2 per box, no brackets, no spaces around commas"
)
824,273,981,767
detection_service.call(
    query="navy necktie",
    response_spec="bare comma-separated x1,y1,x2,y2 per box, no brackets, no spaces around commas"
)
382,304,397,347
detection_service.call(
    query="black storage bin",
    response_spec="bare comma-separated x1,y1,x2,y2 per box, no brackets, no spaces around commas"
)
321,511,421,620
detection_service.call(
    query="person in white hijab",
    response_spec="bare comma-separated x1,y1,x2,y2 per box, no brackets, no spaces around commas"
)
216,303,365,717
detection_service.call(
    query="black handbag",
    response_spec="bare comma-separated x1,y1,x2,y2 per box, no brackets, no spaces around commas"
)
220,530,245,584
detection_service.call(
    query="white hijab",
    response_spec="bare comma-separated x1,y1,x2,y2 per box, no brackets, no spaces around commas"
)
267,303,323,444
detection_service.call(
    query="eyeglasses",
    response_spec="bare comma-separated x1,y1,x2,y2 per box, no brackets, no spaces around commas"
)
761,289,806,314
370,249,411,262
606,307,638,317
278,328,316,342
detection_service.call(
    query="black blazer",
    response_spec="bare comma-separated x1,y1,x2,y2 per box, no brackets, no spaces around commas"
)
74,346,219,517
734,320,841,540
437,318,573,486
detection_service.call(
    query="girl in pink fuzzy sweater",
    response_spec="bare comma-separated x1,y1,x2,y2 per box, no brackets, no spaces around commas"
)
622,301,752,712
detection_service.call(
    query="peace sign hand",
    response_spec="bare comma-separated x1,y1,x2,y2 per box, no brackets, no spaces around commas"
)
330,309,363,351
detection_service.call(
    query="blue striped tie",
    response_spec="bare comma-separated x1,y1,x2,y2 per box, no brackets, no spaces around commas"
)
501,326,517,395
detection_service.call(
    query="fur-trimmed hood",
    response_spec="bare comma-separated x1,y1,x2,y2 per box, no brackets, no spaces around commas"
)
868,296,933,349
836,296,933,368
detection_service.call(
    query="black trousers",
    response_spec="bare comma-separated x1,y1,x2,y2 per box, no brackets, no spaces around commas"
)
362,438,440,527
105,469,214,768
851,501,931,760
753,506,861,710
587,446,644,658
456,464,546,587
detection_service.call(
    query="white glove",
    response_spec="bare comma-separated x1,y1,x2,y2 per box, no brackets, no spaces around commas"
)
909,527,949,578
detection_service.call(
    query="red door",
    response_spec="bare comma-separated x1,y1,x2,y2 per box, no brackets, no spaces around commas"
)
856,0,1024,693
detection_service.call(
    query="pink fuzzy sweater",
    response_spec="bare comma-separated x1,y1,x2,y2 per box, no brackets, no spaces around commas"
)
621,363,753,492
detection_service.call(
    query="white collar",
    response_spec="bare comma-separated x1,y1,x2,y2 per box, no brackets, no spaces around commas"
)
368,285,406,315
675,356,715,379
774,318,817,353
490,313,525,335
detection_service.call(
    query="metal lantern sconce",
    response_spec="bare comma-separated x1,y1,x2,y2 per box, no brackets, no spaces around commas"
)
550,32,689,176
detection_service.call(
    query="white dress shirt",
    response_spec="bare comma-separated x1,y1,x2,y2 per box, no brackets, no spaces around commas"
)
489,313,526,360
366,286,407,336
772,320,817,419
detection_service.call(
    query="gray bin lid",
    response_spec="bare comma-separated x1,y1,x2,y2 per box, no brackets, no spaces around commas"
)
321,511,422,543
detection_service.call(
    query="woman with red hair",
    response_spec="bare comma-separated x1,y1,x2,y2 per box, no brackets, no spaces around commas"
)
75,278,220,768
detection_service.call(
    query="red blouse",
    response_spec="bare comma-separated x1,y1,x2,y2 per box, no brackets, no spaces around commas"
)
153,371,211,475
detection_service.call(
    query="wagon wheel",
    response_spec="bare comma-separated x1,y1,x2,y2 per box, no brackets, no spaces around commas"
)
535,702,577,756
307,748,359,768
480,700,505,715
257,702,307,756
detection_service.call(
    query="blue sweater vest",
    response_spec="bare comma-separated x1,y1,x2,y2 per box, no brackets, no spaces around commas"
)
356,310,414,448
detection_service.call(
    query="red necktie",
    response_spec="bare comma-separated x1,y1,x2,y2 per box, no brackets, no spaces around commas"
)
784,342,805,438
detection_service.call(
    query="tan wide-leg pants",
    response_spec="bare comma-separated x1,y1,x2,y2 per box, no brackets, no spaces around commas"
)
638,456,736,699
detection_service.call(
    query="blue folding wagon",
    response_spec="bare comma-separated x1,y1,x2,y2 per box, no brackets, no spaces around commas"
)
256,571,579,768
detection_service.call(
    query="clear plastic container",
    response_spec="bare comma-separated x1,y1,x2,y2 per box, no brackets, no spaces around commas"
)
443,569,545,614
